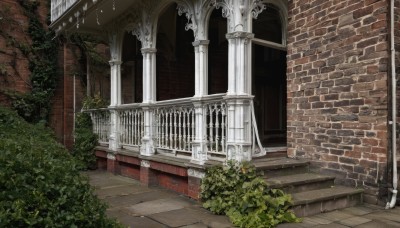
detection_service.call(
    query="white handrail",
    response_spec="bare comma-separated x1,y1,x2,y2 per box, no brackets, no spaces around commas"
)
250,100,266,157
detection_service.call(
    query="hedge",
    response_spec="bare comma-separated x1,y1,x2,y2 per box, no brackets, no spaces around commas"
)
0,106,121,227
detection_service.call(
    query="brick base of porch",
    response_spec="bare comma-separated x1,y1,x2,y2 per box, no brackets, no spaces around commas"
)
94,147,205,200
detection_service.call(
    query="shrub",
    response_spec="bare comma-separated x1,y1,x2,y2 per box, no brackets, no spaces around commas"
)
0,106,121,227
73,112,97,170
200,161,300,228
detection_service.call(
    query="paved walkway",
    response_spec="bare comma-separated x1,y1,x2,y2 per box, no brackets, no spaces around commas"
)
86,171,400,228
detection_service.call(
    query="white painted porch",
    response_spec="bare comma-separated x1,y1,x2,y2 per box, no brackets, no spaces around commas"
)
51,0,288,164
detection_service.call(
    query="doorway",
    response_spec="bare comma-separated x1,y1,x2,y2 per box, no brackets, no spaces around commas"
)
252,4,287,148
253,45,287,147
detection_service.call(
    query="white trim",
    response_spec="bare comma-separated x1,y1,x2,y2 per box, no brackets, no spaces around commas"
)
188,168,205,178
252,38,286,51
141,160,151,168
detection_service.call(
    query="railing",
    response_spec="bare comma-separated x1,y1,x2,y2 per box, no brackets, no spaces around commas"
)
51,0,78,22
153,98,195,153
117,104,144,147
206,101,227,155
87,108,110,144
83,94,228,158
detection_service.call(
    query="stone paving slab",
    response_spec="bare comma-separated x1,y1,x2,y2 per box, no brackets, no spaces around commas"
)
364,211,400,223
118,215,167,228
104,190,178,208
313,210,353,222
353,220,400,228
148,208,202,227
96,185,151,199
180,223,209,228
125,197,195,216
338,216,372,227
86,171,400,228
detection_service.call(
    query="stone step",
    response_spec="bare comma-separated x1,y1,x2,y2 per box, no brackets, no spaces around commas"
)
265,173,335,194
290,186,364,217
252,157,309,177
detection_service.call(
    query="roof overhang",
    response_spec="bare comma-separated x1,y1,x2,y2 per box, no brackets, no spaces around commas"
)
50,0,140,36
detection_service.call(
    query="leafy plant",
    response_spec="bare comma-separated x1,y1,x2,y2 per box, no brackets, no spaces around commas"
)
200,161,300,228
73,112,98,170
0,106,121,227
82,93,108,110
4,0,59,124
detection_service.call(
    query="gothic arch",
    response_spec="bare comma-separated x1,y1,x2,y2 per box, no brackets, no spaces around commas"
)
262,0,288,45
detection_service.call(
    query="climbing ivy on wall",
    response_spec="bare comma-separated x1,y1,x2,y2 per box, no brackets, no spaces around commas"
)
2,0,58,123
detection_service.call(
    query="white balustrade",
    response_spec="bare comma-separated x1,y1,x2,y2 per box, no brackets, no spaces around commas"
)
88,109,110,144
153,99,195,153
206,101,227,155
118,107,144,147
84,95,229,158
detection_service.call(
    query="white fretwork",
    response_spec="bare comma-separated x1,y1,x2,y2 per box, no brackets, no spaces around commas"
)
53,0,280,163
212,0,267,33
88,109,110,144
118,106,144,147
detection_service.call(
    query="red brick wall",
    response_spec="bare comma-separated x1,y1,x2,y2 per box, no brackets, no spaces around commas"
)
394,0,400,162
287,0,389,203
0,0,83,150
0,0,37,104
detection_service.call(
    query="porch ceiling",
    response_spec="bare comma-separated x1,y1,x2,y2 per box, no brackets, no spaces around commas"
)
50,0,140,36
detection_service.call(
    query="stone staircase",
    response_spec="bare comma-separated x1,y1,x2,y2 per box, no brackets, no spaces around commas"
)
252,156,363,217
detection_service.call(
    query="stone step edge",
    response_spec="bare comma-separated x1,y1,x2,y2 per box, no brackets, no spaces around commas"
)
265,173,335,189
291,186,364,206
253,159,310,170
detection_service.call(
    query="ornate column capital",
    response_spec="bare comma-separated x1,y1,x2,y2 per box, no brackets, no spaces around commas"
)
177,0,214,41
212,0,267,32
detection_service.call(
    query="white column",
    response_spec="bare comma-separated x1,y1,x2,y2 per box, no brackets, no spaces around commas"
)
224,32,254,162
140,48,157,156
193,40,209,96
191,40,209,164
109,60,122,151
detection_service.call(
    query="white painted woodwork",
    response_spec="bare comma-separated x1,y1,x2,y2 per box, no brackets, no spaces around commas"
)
51,0,78,22
54,0,285,162
88,109,110,145
108,30,123,151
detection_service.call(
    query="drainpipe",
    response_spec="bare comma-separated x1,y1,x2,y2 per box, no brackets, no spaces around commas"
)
73,74,76,143
386,0,398,209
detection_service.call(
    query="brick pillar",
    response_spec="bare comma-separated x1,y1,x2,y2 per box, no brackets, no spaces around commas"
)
63,43,80,150
106,153,119,174
140,160,158,186
187,168,205,200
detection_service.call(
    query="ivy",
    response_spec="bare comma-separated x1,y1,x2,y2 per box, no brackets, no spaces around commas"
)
1,1,58,123
200,161,301,228
17,0,58,123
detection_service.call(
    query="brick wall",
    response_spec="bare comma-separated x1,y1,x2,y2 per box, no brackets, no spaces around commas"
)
394,0,400,162
0,0,43,104
287,0,389,203
0,0,84,150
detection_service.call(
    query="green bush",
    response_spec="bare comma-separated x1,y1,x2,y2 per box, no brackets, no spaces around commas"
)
200,161,300,228
73,112,97,170
0,106,121,227
82,93,108,110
